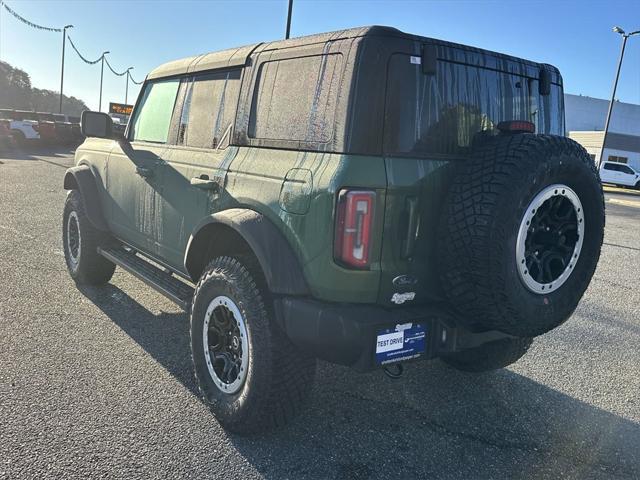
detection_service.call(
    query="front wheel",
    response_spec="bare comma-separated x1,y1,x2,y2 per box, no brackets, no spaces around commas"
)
190,255,316,434
62,190,115,285
442,337,533,372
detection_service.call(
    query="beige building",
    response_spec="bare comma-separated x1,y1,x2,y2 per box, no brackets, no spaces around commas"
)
568,130,640,170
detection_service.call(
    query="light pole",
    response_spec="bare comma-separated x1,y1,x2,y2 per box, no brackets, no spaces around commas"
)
601,26,639,167
285,0,293,39
59,24,73,114
98,51,110,112
125,67,134,105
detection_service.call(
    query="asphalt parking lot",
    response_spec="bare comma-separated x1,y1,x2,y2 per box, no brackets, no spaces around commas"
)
0,147,638,480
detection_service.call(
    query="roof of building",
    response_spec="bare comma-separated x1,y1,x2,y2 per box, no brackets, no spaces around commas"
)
569,131,640,153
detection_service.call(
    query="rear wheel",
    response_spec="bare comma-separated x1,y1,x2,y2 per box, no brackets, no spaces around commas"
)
62,190,115,285
190,255,316,434
438,135,605,337
442,337,533,372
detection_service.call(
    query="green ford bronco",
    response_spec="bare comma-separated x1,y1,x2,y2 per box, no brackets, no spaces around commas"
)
63,26,604,433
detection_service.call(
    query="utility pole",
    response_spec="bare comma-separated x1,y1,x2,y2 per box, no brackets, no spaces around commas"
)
58,24,73,114
601,27,639,167
285,0,293,39
125,67,134,105
98,51,110,112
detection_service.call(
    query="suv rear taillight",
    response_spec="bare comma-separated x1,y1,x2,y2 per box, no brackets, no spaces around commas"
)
334,189,375,269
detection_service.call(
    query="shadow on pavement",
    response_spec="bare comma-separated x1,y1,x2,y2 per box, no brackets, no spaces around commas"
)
603,186,640,197
0,144,76,160
79,283,640,479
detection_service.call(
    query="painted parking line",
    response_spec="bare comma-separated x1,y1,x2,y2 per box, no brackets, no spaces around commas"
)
607,198,640,208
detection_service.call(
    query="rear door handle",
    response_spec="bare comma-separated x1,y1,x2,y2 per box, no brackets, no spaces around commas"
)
136,167,154,178
190,176,220,191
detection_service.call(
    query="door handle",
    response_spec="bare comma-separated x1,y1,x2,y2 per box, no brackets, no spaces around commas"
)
136,167,154,178
190,176,220,192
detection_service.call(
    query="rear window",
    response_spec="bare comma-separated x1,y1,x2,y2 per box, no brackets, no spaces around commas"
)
384,54,564,157
130,79,180,143
248,54,343,143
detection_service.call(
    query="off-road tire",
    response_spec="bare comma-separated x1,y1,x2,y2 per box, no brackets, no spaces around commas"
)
190,255,316,434
442,337,533,372
62,190,115,284
438,134,605,337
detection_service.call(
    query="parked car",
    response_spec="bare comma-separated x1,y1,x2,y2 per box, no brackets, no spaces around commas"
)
0,119,15,150
599,161,640,189
0,109,40,144
65,115,84,144
37,112,74,144
63,26,605,433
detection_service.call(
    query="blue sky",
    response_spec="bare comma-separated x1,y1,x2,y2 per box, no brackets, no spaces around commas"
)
0,0,638,112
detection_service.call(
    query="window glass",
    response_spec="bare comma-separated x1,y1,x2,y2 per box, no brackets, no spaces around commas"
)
130,79,180,143
384,54,564,156
620,165,634,174
179,70,241,149
248,54,343,143
608,155,628,164
603,163,617,171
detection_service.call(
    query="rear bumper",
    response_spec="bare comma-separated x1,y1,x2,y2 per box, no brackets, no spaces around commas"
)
275,297,513,372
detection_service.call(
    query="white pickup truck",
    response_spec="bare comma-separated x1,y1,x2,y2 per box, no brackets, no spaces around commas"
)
600,161,640,189
0,109,40,143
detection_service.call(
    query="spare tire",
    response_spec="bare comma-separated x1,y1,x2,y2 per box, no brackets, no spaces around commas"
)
438,134,604,337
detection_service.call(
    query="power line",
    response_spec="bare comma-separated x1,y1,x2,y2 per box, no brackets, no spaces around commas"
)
0,0,61,32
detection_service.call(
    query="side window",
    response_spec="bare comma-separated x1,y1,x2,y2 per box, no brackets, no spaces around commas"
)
603,163,617,171
129,79,180,143
620,165,634,174
248,54,343,143
178,69,241,149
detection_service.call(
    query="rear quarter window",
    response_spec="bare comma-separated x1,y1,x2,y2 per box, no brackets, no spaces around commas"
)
248,54,343,143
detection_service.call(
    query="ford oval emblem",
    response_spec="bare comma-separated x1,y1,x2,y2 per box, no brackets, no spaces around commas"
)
392,275,418,287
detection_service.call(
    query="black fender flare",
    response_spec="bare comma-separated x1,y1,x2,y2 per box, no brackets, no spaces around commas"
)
63,165,109,231
184,208,309,296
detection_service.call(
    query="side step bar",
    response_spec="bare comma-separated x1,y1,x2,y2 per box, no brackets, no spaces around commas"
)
98,247,194,310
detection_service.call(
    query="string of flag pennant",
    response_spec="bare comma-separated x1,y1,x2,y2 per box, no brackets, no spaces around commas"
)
1,1,144,85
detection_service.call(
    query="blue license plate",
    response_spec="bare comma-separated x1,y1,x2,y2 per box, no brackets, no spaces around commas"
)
375,323,426,365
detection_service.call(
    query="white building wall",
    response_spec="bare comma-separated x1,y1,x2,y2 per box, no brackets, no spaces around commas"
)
565,94,640,136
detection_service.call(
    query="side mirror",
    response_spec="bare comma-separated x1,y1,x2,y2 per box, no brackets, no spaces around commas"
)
81,111,113,138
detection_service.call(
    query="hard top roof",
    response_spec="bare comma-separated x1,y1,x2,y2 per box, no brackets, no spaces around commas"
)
147,25,558,81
